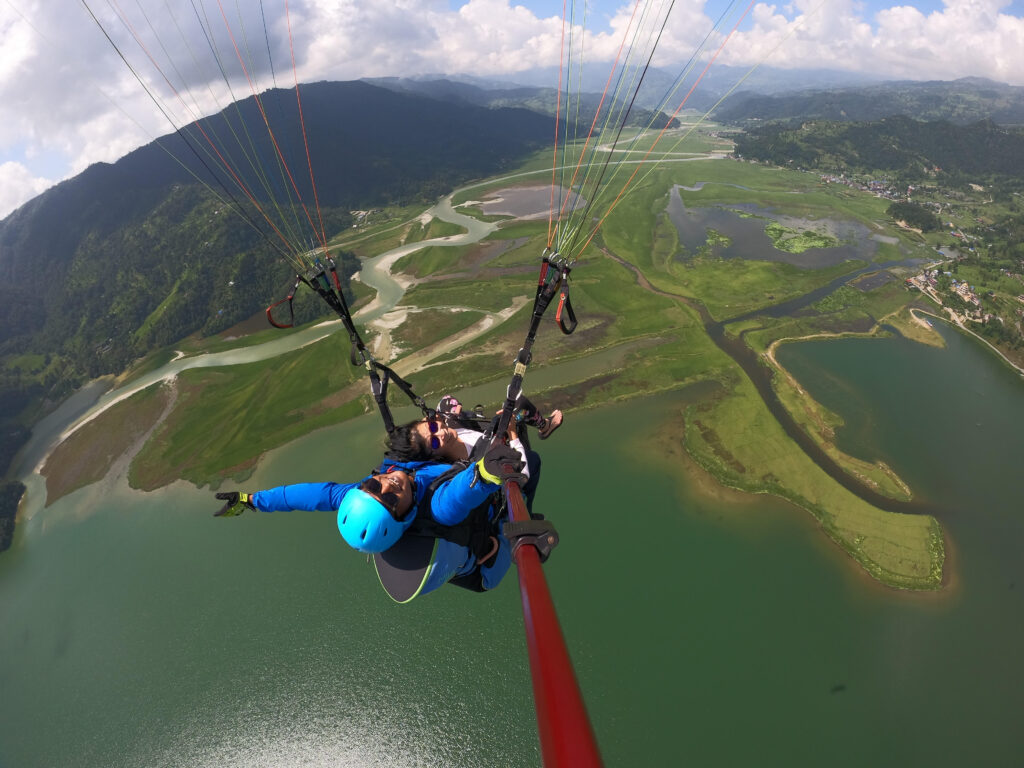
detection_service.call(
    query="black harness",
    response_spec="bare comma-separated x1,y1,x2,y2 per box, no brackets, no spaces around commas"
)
410,458,503,560
373,446,506,602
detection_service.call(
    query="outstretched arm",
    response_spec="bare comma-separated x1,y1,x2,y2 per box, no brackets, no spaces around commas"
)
249,482,354,513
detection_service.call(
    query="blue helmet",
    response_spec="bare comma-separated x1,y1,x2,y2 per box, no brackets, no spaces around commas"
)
337,488,414,553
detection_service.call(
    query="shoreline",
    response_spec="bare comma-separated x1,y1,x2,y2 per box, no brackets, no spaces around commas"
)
911,307,1024,377
764,331,915,503
32,321,343,475
674,432,954,598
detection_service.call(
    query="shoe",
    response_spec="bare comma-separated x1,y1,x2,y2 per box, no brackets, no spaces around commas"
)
437,395,461,414
537,410,563,440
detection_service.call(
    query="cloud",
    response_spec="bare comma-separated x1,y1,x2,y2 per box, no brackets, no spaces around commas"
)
0,162,55,219
870,0,1024,82
717,0,1024,82
291,0,569,78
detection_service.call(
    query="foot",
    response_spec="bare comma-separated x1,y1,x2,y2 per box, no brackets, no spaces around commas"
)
537,409,563,440
437,395,462,415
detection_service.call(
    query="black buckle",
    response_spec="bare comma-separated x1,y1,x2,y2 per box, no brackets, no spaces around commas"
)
504,519,559,563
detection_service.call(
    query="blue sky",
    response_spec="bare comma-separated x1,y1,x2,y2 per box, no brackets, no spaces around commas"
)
463,0,1024,29
1,0,1023,219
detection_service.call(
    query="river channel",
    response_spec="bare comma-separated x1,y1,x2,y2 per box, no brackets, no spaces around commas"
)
2,185,1023,766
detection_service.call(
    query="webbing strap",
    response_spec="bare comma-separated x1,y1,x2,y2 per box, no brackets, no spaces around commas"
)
493,252,578,443
411,462,502,560
266,275,303,328
555,265,578,334
369,361,433,434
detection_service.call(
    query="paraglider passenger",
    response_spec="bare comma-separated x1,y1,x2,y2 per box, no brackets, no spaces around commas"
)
437,394,562,443
386,395,562,513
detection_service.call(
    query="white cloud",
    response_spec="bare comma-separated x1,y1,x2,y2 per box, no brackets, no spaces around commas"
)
870,0,1024,82
716,0,1024,82
291,0,569,78
0,161,54,219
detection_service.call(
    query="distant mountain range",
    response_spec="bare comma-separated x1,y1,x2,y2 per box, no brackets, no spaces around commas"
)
384,64,888,112
365,76,680,130
716,77,1024,125
733,115,1024,180
369,71,1024,129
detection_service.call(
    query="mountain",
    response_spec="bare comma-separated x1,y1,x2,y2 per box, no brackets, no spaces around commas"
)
0,80,554,445
733,115,1024,180
716,78,1024,125
373,71,1022,129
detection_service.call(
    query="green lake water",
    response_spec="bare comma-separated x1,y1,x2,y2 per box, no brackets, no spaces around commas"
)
2,322,1024,766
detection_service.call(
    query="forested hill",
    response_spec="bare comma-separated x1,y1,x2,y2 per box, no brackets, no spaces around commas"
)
733,116,1024,183
0,80,553,462
718,78,1024,126
0,80,553,284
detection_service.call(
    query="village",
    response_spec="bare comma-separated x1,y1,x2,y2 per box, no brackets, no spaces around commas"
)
906,267,988,322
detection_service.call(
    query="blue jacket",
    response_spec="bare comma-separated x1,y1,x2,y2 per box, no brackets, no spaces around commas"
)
249,459,511,596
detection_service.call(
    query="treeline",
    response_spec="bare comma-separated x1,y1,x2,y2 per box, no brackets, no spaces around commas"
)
367,77,680,131
984,210,1024,263
1,182,360,384
887,201,941,232
733,116,1024,185
977,314,1024,350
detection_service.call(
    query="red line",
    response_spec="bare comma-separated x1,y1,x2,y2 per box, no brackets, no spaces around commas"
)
107,0,296,254
285,0,330,256
215,0,326,253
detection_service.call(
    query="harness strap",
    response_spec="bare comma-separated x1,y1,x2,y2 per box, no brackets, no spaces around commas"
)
405,506,495,560
407,461,504,561
555,265,578,334
493,250,577,442
266,275,303,328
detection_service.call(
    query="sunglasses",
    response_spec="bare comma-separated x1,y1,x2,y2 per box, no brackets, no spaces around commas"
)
426,417,442,451
360,475,405,517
